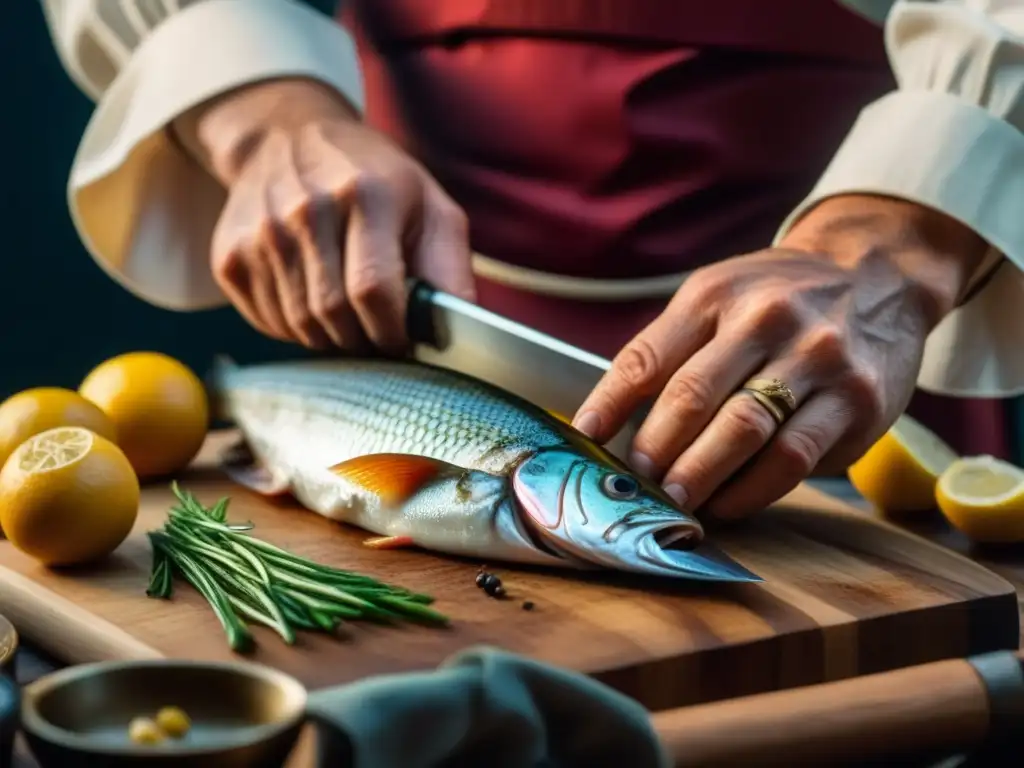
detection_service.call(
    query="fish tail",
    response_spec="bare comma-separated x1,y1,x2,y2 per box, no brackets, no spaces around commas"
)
206,355,239,422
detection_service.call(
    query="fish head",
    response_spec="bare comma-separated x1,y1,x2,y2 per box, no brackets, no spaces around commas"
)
511,448,761,582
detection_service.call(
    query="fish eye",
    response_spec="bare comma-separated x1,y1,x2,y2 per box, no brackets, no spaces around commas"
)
602,473,640,500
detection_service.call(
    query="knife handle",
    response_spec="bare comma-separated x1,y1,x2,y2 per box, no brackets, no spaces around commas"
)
405,278,440,348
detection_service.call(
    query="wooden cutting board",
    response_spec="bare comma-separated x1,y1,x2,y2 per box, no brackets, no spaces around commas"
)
0,433,1017,711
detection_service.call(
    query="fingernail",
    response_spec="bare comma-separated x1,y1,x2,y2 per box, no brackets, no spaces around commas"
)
663,483,688,508
573,411,601,438
629,451,654,478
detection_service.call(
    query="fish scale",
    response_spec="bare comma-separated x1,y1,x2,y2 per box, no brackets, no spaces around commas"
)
223,360,565,471
210,357,763,582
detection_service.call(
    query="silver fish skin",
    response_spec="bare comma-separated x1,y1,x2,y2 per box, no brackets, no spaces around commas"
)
210,357,761,583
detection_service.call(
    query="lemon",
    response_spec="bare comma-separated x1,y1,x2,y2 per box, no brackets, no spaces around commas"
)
0,388,116,470
936,455,1024,543
79,352,209,480
0,427,139,566
847,414,958,514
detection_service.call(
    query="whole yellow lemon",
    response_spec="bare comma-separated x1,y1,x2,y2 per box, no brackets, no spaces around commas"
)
79,352,209,480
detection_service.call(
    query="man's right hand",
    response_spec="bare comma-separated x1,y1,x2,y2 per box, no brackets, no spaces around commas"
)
181,78,475,352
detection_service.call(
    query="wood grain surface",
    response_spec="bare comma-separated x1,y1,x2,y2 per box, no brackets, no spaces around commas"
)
0,432,1017,714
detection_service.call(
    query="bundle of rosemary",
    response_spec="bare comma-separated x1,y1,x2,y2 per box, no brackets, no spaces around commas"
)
146,483,448,652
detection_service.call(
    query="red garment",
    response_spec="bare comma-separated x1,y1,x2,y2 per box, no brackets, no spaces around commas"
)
338,0,1010,459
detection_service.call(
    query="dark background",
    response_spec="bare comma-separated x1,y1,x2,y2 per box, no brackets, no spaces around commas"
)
0,1,335,397
5,1,1024,463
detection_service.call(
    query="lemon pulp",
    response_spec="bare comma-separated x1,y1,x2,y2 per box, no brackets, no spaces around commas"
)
936,456,1024,543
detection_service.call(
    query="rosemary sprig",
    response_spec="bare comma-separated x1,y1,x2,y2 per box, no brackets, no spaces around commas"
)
145,482,449,653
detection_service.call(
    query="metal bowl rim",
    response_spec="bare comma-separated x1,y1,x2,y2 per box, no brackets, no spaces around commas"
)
21,659,307,756
0,614,17,670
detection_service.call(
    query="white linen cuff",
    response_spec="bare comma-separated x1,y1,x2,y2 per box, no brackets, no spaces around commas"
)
69,0,363,311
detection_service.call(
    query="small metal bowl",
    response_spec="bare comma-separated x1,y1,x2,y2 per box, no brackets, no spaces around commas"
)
21,660,307,768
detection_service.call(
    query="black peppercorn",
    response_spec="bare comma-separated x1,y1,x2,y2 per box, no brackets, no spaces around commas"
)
521,600,534,611
477,573,500,591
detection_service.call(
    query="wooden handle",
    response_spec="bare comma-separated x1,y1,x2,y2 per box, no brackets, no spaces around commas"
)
651,652,1022,766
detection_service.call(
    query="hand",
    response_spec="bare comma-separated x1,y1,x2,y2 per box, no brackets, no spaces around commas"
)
573,195,988,519
182,78,474,352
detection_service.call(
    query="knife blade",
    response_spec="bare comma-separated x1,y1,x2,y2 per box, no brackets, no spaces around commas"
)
406,280,645,460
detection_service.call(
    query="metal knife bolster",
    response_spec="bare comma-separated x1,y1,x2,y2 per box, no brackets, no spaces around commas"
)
404,279,644,459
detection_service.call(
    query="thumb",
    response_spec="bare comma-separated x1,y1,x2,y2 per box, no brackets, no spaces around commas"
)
413,191,477,302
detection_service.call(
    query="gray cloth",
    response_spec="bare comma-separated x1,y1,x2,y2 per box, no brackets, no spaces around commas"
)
307,645,669,768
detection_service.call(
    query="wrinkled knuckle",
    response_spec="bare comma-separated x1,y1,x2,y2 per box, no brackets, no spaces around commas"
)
348,272,387,307
681,267,723,303
439,202,469,237
211,247,248,286
352,172,395,207
775,428,825,478
289,308,320,338
726,400,776,443
749,292,797,330
662,370,716,420
310,291,350,322
354,165,417,208
284,192,333,231
613,339,663,394
745,294,798,342
257,216,298,258
802,322,847,369
348,263,400,308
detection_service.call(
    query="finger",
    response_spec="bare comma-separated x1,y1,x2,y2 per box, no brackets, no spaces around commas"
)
299,199,368,350
659,368,812,512
573,312,715,444
412,188,476,302
628,330,765,479
213,248,271,336
345,191,408,353
705,391,853,519
244,248,292,341
262,146,333,349
212,225,290,341
265,225,332,349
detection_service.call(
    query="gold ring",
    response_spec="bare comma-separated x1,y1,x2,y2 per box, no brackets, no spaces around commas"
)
741,377,797,425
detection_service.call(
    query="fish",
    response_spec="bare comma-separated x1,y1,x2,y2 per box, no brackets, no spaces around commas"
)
208,357,761,583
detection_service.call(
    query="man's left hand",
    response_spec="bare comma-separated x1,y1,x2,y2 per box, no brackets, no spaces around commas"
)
573,194,989,519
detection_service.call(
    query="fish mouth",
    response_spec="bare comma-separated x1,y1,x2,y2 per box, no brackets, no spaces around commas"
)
518,509,761,582
634,523,763,582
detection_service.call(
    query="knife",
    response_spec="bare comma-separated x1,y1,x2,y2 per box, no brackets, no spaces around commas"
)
404,280,764,583
405,280,646,460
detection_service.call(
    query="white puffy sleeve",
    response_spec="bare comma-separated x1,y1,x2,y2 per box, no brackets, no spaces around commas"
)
41,0,364,311
778,0,1024,398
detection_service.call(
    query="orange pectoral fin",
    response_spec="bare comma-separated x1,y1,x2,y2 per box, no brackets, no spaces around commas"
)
363,535,416,550
328,454,461,506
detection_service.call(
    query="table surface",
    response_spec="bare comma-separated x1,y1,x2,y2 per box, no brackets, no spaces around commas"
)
9,479,1020,767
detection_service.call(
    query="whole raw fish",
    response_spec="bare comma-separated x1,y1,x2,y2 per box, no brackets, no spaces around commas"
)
209,358,760,582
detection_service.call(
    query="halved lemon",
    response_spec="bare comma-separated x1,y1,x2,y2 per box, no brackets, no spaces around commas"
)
936,456,1024,543
847,415,958,515
0,387,116,470
0,427,139,565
